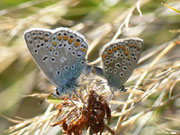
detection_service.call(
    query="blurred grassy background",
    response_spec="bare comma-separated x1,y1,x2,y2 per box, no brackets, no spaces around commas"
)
0,0,179,134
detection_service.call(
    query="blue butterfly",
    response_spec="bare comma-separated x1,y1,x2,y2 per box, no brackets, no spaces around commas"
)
24,27,89,96
91,38,143,92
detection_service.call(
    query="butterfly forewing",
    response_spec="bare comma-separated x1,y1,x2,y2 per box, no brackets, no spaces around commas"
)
24,28,88,89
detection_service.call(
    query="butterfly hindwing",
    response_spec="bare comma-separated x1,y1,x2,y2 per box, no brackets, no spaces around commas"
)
100,38,143,90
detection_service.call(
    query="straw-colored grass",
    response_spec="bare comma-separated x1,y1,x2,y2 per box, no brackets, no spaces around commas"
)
0,0,179,135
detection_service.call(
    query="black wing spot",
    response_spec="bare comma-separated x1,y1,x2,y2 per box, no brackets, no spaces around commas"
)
71,65,75,69
105,60,110,64
54,52,58,56
64,66,69,70
51,57,55,62
41,43,44,46
81,61,85,65
43,56,48,61
76,39,80,42
123,66,127,71
34,49,38,53
59,44,62,47
120,72,124,77
77,54,82,58
57,70,60,75
72,51,76,55
131,52,135,56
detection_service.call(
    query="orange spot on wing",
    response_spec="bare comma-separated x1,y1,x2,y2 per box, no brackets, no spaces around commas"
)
125,49,129,55
63,36,68,40
107,49,112,54
80,48,87,53
44,37,49,42
112,47,117,52
129,44,133,48
74,41,80,47
68,38,74,44
117,45,122,49
122,46,125,50
38,35,43,39
102,54,107,59
134,44,137,48
49,46,52,51
52,41,57,46
57,36,62,40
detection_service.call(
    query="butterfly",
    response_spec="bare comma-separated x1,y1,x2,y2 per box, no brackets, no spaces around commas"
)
92,38,143,92
24,27,88,96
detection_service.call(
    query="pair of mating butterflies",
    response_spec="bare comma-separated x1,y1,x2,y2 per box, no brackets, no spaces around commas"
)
24,27,143,96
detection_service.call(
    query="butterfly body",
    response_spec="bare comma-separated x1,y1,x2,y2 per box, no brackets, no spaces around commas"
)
24,28,88,95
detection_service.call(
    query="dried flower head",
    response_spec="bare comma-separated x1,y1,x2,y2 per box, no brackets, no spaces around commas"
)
52,88,111,135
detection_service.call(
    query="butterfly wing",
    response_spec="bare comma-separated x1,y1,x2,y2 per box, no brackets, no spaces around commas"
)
100,38,143,89
24,28,88,90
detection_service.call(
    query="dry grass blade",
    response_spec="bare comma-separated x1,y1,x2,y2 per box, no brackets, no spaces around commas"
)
115,40,177,134
1,0,179,134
